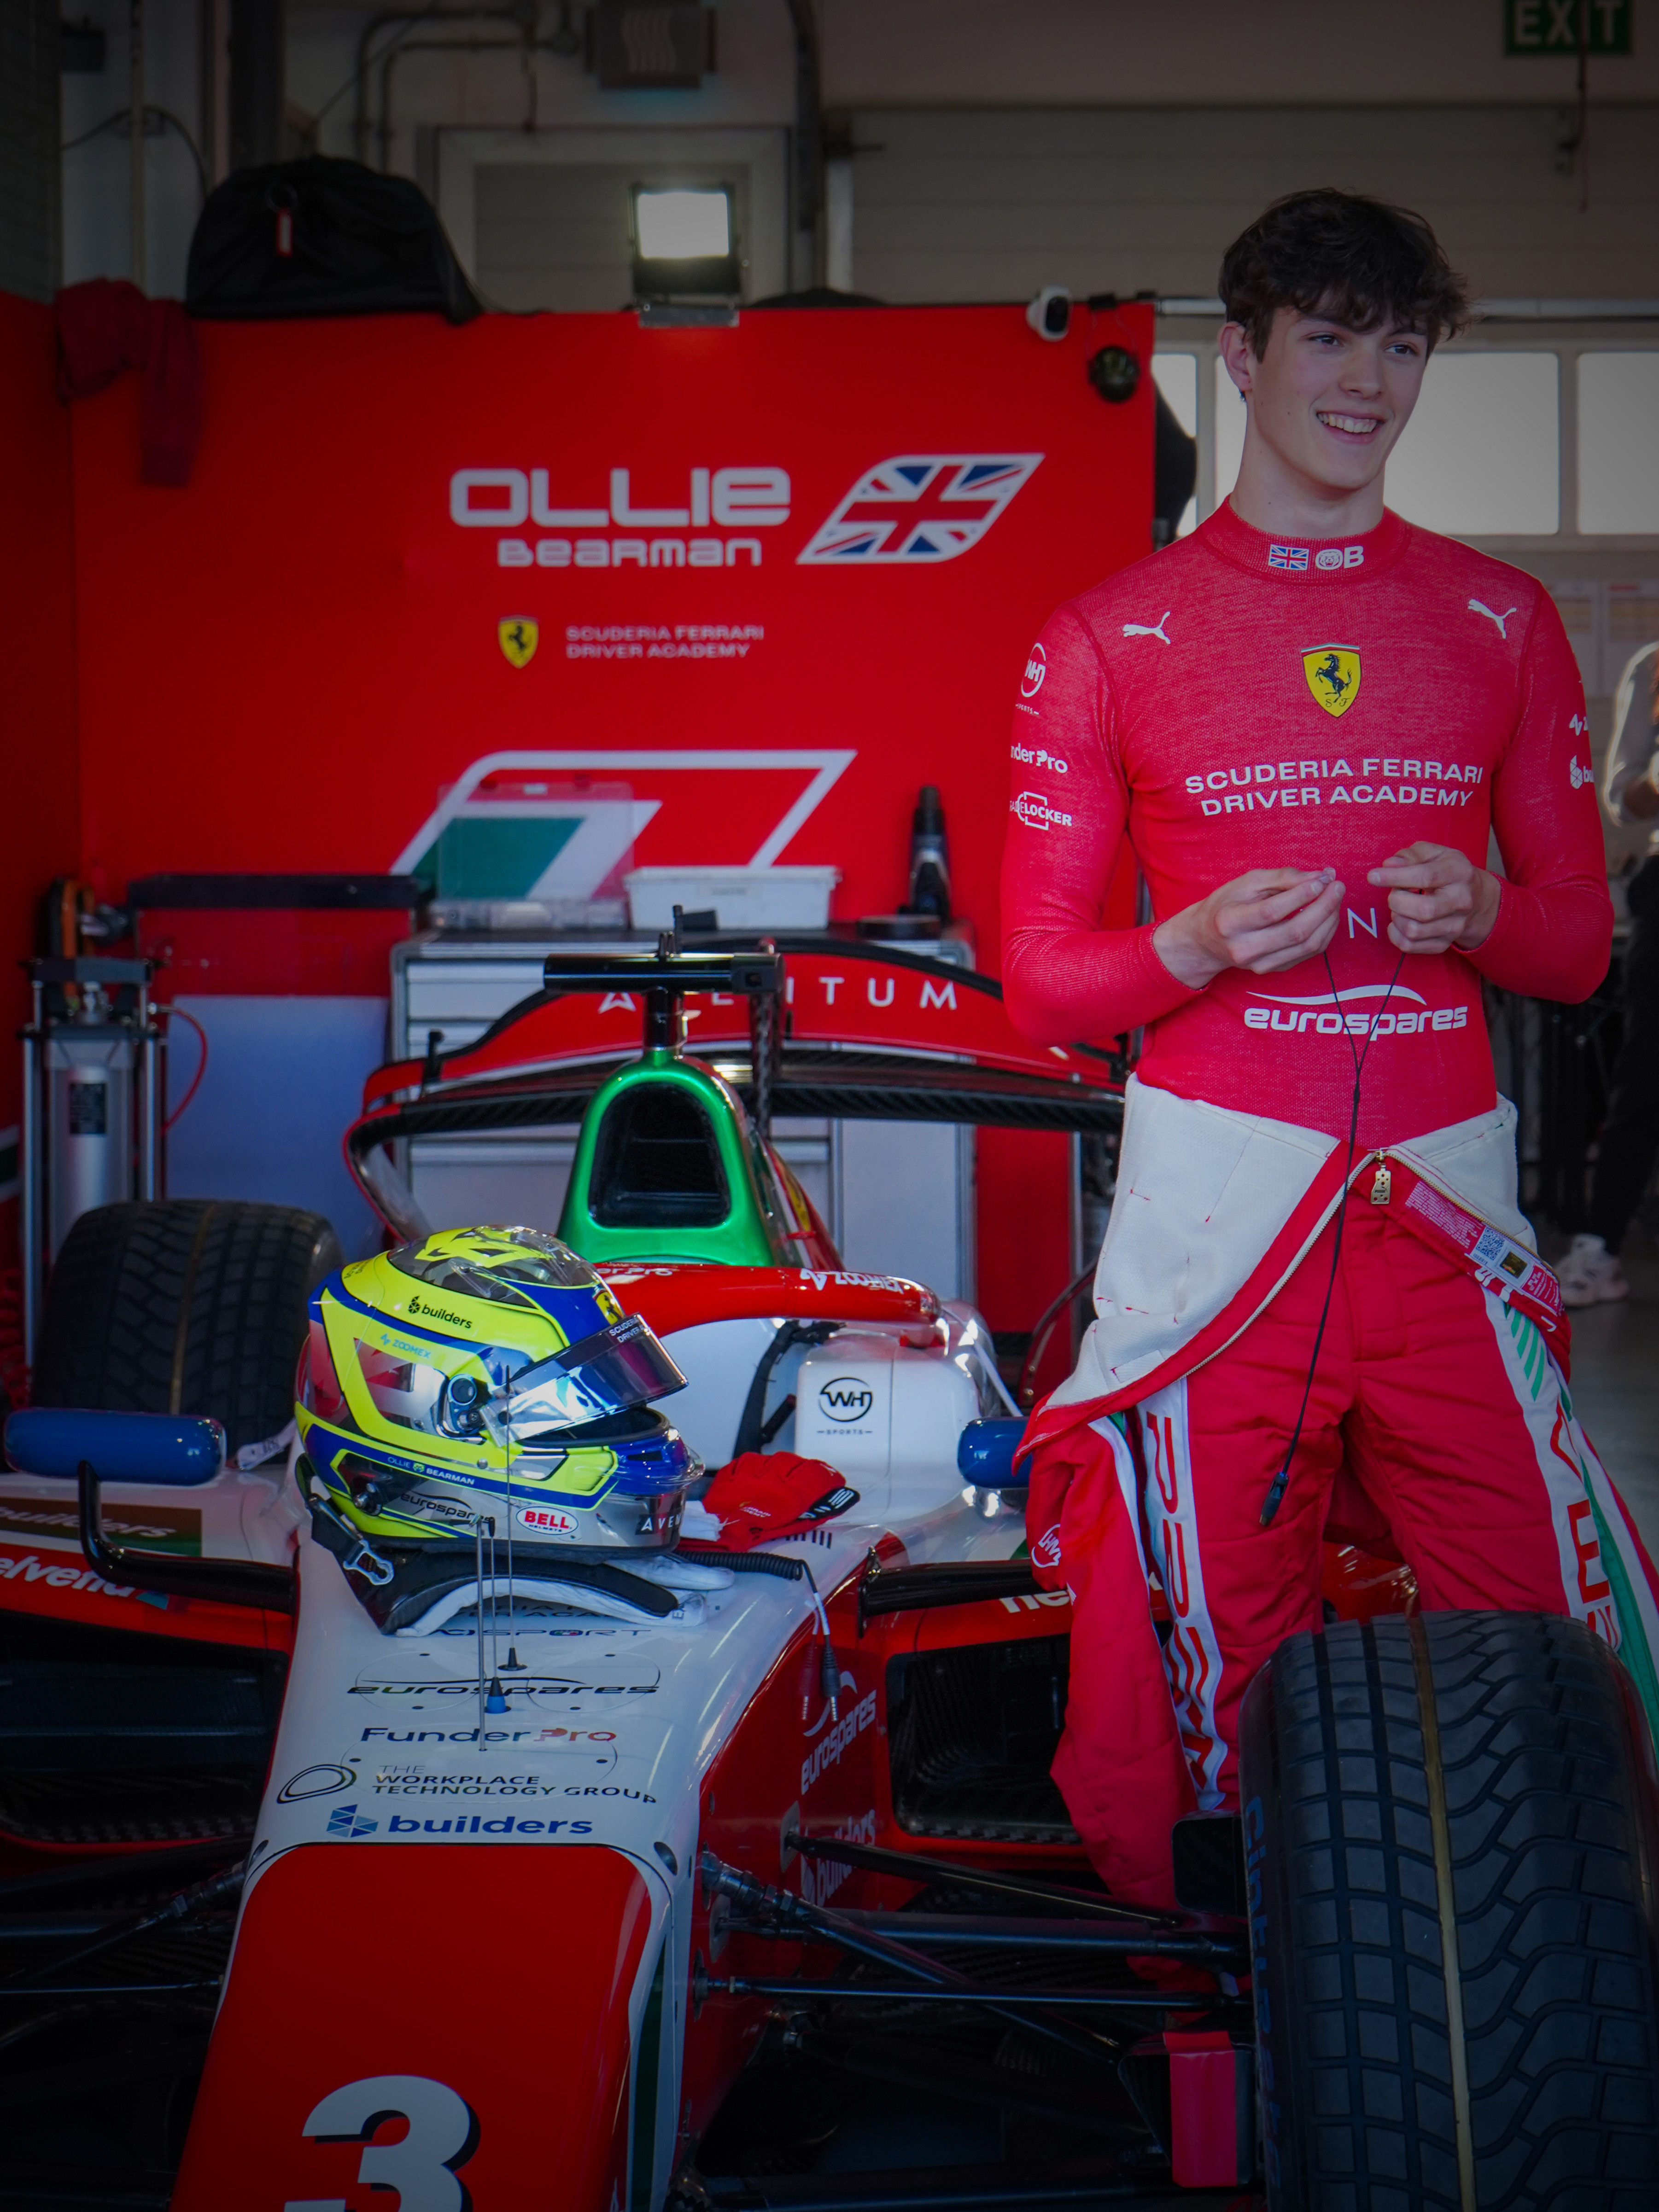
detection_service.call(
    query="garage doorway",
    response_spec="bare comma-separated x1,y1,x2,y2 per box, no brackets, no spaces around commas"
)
428,125,789,309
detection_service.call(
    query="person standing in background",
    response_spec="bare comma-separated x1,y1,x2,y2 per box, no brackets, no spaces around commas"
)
999,188,1621,1909
1560,644,1659,1306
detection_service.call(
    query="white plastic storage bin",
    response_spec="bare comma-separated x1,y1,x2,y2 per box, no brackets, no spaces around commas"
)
624,866,840,932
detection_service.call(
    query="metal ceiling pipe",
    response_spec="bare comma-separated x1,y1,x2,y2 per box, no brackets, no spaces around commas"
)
781,0,822,279
228,0,284,168
352,7,521,167
129,0,145,285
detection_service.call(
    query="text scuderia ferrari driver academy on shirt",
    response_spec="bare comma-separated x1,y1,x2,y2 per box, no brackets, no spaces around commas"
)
998,504,1606,1102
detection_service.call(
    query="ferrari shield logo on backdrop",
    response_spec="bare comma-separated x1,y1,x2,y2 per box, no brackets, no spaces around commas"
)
797,454,1043,564
498,617,538,668
1302,645,1361,716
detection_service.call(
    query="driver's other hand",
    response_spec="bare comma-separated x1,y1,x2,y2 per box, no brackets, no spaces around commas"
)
1367,841,1500,955
1154,866,1344,991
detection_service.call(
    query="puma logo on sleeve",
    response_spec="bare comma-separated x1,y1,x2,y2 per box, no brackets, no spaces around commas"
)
1468,600,1518,639
1123,612,1172,644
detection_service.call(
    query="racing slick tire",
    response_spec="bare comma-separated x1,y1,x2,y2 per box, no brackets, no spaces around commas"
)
32,1198,341,1455
1239,1611,1659,2211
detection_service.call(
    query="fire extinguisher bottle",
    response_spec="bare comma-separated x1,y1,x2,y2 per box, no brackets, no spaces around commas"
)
907,786,952,922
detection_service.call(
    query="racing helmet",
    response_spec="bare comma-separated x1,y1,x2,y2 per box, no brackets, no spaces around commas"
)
295,1226,696,1561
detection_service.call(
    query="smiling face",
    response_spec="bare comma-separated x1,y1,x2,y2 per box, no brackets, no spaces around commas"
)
1220,303,1431,514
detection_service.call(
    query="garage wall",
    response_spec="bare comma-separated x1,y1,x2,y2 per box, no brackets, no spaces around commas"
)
817,0,1659,111
0,0,60,302
50,0,1659,312
838,103,1659,306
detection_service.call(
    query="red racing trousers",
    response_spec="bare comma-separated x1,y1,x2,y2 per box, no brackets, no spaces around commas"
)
1048,1186,1626,1909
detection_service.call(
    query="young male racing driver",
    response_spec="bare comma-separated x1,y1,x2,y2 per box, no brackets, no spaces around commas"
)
1001,189,1650,1909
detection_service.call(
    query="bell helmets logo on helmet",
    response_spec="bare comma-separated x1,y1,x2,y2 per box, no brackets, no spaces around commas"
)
516,1504,582,1538
798,454,1043,564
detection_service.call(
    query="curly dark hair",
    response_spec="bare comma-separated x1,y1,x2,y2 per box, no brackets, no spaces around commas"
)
1219,188,1471,357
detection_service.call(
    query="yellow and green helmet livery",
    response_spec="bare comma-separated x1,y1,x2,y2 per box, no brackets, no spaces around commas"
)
296,1226,695,1564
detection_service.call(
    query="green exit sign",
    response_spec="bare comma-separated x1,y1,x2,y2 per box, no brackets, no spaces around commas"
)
1505,0,1632,52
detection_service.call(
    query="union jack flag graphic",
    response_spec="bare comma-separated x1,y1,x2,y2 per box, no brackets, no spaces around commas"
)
796,453,1044,565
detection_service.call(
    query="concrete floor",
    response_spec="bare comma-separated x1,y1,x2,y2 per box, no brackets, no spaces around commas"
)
1562,1219,1659,1556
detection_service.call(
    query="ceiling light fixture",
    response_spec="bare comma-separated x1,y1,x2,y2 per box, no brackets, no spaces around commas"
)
629,184,740,309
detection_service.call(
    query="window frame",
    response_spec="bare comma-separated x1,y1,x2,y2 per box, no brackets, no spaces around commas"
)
1153,318,1659,555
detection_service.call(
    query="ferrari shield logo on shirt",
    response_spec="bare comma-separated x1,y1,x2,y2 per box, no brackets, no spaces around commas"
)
1303,645,1361,717
498,617,538,668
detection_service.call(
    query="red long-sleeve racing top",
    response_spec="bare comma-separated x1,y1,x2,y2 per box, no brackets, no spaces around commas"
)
1000,501,1612,1146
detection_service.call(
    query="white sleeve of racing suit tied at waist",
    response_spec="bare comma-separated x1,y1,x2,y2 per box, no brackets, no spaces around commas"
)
1044,1075,1536,1413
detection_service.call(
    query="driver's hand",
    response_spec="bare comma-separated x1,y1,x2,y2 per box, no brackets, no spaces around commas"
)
1153,866,1344,991
1367,842,1500,955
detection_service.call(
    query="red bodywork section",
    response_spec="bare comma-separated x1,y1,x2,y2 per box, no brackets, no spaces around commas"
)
597,1263,940,1338
678,1549,1100,2155
0,1541,289,1656
172,1843,651,2212
0,1538,291,1873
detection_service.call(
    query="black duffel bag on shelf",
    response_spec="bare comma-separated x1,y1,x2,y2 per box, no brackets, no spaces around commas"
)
186,156,483,323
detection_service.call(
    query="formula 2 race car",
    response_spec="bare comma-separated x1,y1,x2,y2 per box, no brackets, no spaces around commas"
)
3,938,1657,2212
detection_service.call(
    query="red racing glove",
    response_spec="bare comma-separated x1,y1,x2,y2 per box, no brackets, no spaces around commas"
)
695,1451,859,1550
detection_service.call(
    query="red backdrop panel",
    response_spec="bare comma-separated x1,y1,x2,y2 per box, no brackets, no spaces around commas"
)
976,1125,1078,1345
63,302,1152,1333
66,302,1154,962
0,292,80,1310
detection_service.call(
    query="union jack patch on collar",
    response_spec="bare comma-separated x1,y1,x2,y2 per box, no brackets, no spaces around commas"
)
1268,543,1310,571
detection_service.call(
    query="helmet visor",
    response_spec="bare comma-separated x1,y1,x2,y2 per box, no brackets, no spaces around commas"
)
504,1313,685,1437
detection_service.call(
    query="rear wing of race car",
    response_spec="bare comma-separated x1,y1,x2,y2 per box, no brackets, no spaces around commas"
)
344,936,1124,1242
